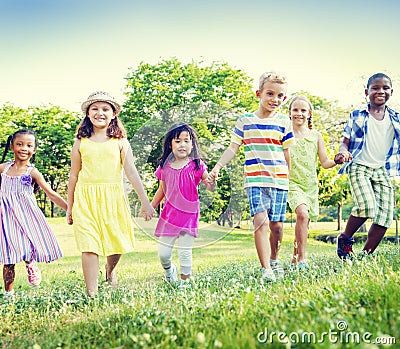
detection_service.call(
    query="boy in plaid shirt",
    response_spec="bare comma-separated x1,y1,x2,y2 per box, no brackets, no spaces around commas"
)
335,73,400,259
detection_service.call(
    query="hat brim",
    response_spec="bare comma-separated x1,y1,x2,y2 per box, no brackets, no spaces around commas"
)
81,99,121,115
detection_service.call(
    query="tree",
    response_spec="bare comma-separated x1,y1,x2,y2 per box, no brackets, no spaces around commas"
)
120,58,258,222
121,57,258,137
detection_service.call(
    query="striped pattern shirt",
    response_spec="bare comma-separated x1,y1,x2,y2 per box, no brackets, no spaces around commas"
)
232,112,295,190
0,161,62,264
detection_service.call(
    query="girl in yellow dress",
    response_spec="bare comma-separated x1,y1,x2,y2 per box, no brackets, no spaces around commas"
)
67,91,155,297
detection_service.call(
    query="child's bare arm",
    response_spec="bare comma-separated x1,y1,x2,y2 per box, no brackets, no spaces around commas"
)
317,132,336,169
202,170,216,191
334,137,352,164
151,182,165,208
121,139,155,220
67,139,82,224
31,169,67,210
208,142,240,182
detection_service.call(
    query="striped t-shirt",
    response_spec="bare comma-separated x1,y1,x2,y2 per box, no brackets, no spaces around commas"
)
231,112,295,190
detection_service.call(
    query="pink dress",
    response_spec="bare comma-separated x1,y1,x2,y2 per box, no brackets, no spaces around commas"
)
0,161,62,264
154,159,206,238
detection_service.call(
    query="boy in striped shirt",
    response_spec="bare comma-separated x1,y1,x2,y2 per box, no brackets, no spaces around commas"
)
209,72,295,282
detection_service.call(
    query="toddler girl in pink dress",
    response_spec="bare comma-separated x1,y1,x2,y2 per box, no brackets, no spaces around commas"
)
151,123,215,288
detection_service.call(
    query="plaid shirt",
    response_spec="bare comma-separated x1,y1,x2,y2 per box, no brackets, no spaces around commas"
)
338,105,400,177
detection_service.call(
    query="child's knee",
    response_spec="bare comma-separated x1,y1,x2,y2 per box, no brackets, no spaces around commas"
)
270,221,283,235
158,250,172,269
4,264,15,271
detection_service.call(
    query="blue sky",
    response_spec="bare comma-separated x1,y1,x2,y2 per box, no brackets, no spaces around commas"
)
1,0,400,111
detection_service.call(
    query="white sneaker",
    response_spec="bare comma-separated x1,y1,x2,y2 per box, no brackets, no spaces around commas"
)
4,290,15,300
178,278,192,290
261,268,276,283
270,260,285,280
165,264,179,284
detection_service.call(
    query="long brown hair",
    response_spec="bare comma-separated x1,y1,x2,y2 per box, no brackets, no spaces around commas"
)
75,103,127,139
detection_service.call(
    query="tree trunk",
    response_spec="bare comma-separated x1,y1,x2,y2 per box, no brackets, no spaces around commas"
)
337,202,342,231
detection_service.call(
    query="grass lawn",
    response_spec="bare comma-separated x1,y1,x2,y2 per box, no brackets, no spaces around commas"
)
1,218,399,349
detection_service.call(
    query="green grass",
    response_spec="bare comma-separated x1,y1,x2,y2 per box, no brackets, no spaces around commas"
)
1,218,399,349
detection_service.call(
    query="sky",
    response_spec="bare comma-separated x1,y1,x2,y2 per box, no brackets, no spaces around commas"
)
1,0,400,112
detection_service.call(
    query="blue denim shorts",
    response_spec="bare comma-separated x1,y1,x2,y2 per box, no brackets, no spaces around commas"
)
246,187,287,221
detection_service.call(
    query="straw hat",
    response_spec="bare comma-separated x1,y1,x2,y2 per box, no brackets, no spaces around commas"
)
81,91,122,115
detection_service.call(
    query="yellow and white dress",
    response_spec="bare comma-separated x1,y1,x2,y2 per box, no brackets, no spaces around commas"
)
72,138,135,256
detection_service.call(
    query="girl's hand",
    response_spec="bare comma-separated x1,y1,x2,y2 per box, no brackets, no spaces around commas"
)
67,210,73,225
140,201,156,221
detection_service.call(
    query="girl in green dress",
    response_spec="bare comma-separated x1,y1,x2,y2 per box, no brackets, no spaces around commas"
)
287,95,338,268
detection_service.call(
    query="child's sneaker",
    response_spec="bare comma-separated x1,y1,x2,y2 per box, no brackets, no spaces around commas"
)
297,261,310,270
26,260,41,286
261,267,276,283
165,264,179,284
270,260,284,280
178,278,192,290
337,233,355,259
3,290,15,300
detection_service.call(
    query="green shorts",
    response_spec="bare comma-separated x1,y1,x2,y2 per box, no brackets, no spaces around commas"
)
347,163,394,228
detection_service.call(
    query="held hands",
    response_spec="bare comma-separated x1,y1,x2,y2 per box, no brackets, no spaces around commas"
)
207,167,221,183
140,201,156,221
334,151,352,164
66,210,73,225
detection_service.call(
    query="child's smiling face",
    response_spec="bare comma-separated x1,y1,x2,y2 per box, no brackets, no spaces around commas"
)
366,77,393,106
10,133,36,161
87,101,116,128
290,99,311,127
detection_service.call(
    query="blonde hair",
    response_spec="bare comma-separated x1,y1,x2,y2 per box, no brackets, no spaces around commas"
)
289,95,313,129
259,71,287,90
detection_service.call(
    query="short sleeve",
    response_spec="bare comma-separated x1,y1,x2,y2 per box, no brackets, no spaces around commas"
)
231,116,244,145
342,112,354,139
281,117,295,149
155,165,163,180
196,160,207,180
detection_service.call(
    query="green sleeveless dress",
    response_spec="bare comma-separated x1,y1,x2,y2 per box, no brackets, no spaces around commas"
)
287,129,319,221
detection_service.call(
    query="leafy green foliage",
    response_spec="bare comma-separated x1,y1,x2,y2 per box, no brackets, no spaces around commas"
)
121,57,258,137
121,58,259,224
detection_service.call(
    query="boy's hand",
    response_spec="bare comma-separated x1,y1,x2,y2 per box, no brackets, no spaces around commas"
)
208,167,221,182
334,151,352,164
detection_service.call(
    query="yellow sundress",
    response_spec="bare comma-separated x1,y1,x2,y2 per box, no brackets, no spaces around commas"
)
72,138,135,255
